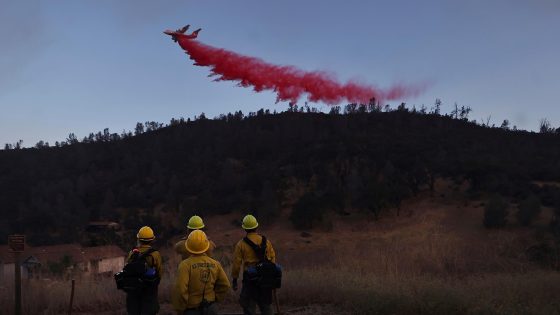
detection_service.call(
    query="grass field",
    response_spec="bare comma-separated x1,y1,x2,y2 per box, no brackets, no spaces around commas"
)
2,183,560,314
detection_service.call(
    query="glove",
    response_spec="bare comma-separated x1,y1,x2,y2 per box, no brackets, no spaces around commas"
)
232,278,238,291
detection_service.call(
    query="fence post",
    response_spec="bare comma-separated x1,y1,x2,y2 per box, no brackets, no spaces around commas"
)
14,252,21,315
68,279,75,315
9,235,25,315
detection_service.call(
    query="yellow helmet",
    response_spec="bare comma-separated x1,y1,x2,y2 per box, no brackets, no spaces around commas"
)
185,230,210,254
187,215,205,230
137,226,155,241
242,214,259,230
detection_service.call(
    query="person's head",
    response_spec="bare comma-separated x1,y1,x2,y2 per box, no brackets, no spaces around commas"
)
185,230,210,255
137,226,155,244
187,215,205,233
241,214,258,232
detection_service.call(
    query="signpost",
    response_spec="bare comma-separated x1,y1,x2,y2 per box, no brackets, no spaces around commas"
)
8,234,25,315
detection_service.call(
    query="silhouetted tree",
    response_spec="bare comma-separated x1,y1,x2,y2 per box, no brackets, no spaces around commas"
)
500,119,510,130
433,99,442,115
329,106,341,115
134,122,144,135
540,119,554,133
67,133,79,145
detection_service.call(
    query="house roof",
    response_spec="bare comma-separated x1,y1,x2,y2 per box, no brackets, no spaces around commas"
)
0,244,126,264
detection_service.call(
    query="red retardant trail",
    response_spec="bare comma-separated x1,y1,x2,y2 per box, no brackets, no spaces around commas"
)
170,32,426,104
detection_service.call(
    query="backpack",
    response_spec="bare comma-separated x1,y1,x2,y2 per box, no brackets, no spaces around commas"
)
114,248,159,292
243,235,282,289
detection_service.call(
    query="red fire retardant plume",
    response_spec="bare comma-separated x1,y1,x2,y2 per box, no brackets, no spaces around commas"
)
175,37,425,104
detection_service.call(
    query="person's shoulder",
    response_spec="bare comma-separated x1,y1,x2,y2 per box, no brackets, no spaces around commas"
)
261,235,274,246
205,256,224,268
145,246,159,253
146,247,162,259
234,238,245,247
179,257,194,268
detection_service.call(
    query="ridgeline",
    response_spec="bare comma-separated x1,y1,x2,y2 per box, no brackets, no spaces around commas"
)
2,107,560,246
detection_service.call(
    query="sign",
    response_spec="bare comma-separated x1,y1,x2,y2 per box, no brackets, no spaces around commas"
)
8,234,25,252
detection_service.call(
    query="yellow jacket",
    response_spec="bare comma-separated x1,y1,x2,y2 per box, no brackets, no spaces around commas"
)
174,237,216,260
126,244,163,278
172,254,230,311
231,232,276,280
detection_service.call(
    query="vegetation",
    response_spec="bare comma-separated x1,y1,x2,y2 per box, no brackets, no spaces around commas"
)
516,194,542,226
2,101,560,245
3,242,560,315
483,195,509,228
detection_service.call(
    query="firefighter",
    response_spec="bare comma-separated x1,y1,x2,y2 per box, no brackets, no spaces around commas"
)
174,215,217,260
232,215,276,315
126,226,162,315
172,230,230,315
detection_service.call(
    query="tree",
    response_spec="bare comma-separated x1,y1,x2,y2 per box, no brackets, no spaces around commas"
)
368,98,379,112
483,195,509,228
103,128,110,141
517,195,542,226
67,133,79,145
344,103,358,114
451,102,459,119
134,122,144,135
433,98,442,115
459,105,472,120
397,102,407,112
289,192,325,229
539,118,554,133
500,119,510,130
329,106,341,115
357,104,368,113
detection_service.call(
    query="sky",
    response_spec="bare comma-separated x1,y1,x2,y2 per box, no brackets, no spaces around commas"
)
1,0,559,146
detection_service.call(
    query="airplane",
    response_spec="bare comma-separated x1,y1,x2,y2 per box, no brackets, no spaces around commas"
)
163,25,201,42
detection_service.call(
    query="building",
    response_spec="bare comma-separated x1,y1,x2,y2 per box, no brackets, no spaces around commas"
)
0,244,126,282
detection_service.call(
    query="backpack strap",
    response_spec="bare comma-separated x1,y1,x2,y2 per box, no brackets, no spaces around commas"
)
136,248,158,272
139,248,157,260
243,235,267,262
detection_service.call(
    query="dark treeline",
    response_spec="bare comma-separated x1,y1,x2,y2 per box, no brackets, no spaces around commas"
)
2,101,560,247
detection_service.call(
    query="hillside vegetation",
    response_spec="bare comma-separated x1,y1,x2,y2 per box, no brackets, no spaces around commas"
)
2,105,560,248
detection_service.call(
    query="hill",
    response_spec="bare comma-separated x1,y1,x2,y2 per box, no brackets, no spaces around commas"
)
2,107,560,247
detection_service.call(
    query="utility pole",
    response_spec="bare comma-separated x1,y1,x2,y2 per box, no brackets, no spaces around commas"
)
8,234,25,315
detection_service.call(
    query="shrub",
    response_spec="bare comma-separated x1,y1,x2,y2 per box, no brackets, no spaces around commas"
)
289,192,326,230
516,195,542,226
483,195,509,228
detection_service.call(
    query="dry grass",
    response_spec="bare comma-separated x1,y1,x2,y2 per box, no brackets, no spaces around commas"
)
280,265,560,315
3,266,559,315
3,187,559,314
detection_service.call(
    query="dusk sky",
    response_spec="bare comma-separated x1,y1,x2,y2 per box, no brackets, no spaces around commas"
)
1,0,559,146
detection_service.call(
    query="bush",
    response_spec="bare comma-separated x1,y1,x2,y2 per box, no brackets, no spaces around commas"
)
289,192,326,230
483,195,509,228
516,195,542,226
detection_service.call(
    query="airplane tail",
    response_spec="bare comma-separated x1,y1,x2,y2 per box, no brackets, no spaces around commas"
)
177,24,190,33
191,28,202,38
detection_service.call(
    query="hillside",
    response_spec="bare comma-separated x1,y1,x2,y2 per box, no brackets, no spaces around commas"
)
2,108,560,246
